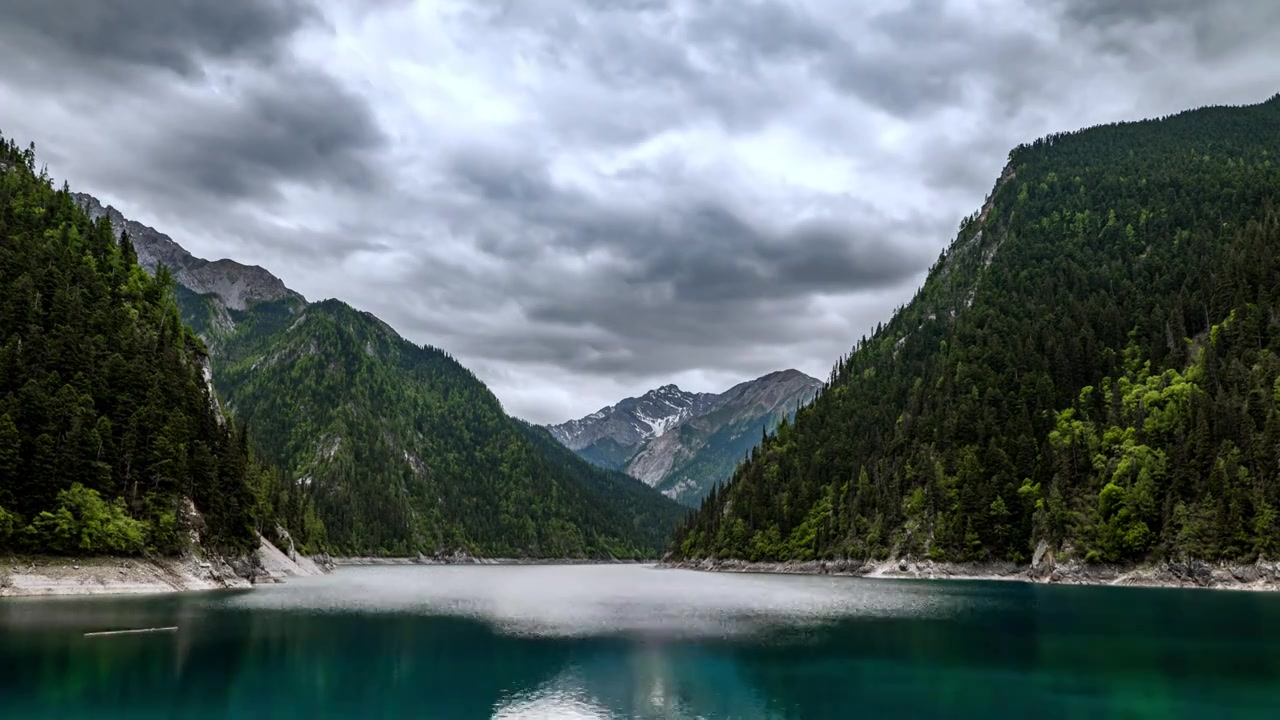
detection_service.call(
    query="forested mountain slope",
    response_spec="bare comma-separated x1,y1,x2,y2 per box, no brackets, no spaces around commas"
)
0,136,275,556
206,297,686,557
674,94,1280,566
76,195,685,558
514,420,692,554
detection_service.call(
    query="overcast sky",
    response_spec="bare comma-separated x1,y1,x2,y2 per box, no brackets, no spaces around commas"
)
1,0,1277,424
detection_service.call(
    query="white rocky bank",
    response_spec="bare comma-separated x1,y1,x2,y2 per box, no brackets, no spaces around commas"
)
667,543,1280,592
0,535,332,598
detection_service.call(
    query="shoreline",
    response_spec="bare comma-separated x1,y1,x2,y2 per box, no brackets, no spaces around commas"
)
331,556,655,567
0,550,656,597
8,550,1276,595
0,535,329,599
0,555,253,598
661,556,1280,591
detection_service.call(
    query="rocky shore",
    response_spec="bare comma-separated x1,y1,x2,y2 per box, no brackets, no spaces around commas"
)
665,549,1280,592
333,552,651,567
0,534,331,598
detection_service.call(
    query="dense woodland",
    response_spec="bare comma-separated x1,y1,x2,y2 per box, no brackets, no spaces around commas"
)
674,94,1280,565
184,289,686,558
0,135,303,556
0,134,685,560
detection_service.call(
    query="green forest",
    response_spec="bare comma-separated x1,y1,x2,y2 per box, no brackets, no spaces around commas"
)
182,278,686,559
673,94,1280,566
0,135,685,560
0,135,302,556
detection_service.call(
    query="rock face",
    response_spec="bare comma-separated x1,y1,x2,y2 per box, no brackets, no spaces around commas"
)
72,192,303,311
255,534,327,582
548,370,823,505
549,385,720,468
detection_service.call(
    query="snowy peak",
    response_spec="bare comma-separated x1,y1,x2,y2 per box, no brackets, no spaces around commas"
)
627,384,720,439
546,370,822,501
547,384,717,457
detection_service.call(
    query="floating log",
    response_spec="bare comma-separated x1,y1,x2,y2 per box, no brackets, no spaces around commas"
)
84,626,178,638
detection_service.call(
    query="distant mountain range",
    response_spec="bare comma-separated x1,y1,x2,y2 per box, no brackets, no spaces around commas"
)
74,193,685,558
548,370,822,505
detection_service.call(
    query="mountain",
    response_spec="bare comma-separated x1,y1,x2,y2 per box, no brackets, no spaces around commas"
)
0,136,268,556
549,384,720,469
73,193,301,312
673,94,1280,567
512,420,692,554
548,370,822,505
71,199,685,559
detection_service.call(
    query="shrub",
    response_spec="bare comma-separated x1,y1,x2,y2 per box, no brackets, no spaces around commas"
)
26,484,146,555
0,505,18,547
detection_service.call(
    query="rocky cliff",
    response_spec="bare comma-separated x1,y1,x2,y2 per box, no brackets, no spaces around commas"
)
73,192,302,311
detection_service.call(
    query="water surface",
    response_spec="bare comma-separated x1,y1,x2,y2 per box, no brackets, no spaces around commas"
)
2,564,1278,718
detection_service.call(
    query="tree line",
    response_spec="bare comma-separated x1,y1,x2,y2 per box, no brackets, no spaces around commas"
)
0,135,308,556
673,94,1280,565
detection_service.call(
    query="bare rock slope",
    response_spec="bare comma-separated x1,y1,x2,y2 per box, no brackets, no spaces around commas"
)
548,370,822,505
73,192,302,311
0,536,326,598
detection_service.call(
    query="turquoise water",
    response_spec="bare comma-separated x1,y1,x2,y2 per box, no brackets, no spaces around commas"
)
2,565,1279,718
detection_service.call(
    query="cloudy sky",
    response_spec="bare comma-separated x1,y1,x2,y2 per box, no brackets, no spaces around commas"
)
1,0,1277,424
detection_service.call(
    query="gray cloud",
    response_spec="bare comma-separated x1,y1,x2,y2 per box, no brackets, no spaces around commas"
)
0,0,387,210
442,145,929,306
0,0,313,76
144,68,387,202
479,0,1056,124
1047,0,1280,61
2,0,1278,424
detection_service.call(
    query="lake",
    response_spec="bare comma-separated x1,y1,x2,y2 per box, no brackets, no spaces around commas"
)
1,564,1279,718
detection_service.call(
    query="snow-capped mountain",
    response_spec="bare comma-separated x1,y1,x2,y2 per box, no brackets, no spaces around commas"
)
547,385,720,470
546,370,823,505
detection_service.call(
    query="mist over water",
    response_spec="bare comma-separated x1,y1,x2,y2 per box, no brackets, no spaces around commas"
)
226,565,966,638
2,565,1280,719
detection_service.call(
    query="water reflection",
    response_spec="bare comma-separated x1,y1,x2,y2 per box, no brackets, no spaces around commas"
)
1,566,1279,719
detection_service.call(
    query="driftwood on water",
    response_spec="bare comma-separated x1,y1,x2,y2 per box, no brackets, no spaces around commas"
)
84,627,178,637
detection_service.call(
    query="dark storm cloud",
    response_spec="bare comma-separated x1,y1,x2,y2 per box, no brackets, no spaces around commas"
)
483,0,1054,123
683,0,836,65
588,207,929,304
448,148,561,208
820,0,1057,119
4,0,1278,423
1047,0,1280,60
444,147,928,305
501,208,943,377
144,69,388,202
0,0,387,204
0,0,313,76
361,140,940,382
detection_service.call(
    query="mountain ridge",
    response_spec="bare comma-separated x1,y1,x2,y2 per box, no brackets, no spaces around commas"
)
548,369,821,504
73,193,302,312
68,191,686,558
